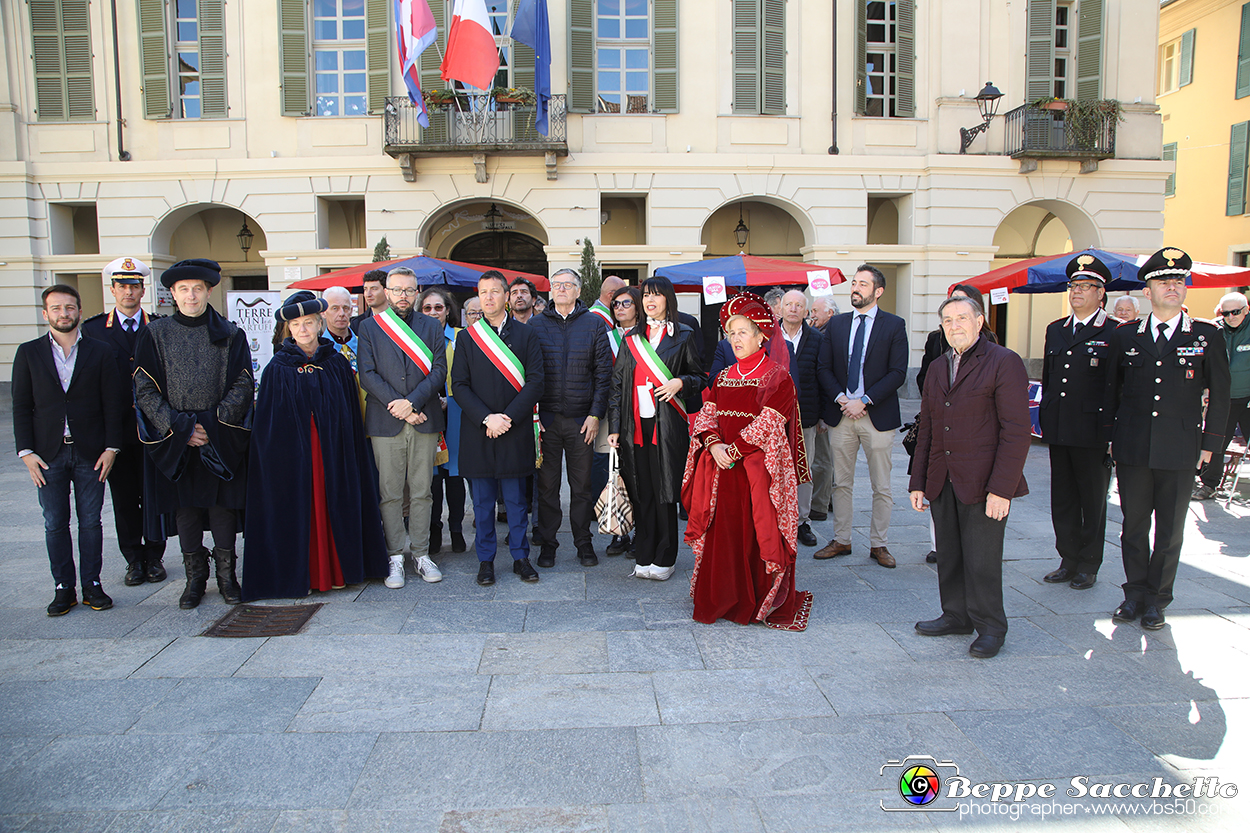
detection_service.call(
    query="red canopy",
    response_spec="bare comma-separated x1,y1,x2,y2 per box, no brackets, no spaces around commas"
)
956,251,1250,296
290,256,549,292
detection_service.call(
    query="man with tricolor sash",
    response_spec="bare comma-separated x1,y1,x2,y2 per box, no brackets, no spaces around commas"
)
357,267,447,589
451,271,545,586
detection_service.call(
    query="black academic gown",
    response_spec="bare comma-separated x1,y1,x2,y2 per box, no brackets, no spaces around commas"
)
242,339,387,600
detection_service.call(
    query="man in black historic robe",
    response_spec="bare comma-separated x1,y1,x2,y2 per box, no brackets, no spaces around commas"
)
133,259,253,609
242,292,387,600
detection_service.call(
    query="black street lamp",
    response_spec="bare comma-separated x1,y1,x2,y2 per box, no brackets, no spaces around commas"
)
734,204,749,251
958,82,1004,154
236,218,254,257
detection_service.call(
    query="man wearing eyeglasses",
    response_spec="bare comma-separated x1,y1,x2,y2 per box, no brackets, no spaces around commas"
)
1037,255,1118,591
357,266,448,588
1193,292,1250,500
1105,248,1230,631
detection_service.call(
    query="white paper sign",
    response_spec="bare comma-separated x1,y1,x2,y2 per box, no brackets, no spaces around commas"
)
227,291,282,387
806,269,833,297
702,276,728,304
283,266,303,283
990,287,1009,305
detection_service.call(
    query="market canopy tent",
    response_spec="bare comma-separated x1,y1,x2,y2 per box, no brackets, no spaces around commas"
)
656,254,847,288
953,249,1250,296
290,256,549,292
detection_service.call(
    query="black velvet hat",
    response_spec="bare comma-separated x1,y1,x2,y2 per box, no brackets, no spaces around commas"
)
275,290,328,322
1065,252,1112,285
1138,247,1192,283
161,258,222,289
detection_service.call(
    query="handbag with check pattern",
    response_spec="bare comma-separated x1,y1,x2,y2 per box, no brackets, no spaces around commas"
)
595,447,634,536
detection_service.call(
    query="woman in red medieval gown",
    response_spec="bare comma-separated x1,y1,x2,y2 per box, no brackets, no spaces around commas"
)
682,294,812,630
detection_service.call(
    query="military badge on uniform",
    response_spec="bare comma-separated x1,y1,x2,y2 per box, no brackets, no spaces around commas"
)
1187,369,1195,379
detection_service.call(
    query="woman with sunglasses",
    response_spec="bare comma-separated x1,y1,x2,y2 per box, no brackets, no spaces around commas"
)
419,287,468,555
607,277,706,580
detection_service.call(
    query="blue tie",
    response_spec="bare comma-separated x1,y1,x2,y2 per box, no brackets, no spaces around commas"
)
848,314,866,392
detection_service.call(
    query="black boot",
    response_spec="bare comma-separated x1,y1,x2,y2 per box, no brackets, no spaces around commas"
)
212,547,242,605
179,548,210,609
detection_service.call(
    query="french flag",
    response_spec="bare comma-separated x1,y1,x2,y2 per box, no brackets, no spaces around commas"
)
440,0,500,90
395,0,437,126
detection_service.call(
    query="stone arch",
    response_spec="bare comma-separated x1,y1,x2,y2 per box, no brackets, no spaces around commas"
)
420,199,550,260
700,195,813,258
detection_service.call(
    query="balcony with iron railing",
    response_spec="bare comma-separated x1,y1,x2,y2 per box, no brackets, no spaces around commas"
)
383,94,568,181
1002,100,1118,165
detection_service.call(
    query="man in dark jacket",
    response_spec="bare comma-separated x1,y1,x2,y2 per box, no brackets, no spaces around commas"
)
350,269,389,334
452,271,545,586
82,256,167,586
777,290,824,546
1193,291,1250,499
13,285,125,616
1107,248,1230,631
910,294,1030,659
1038,254,1118,590
815,265,909,568
357,266,448,589
528,268,612,567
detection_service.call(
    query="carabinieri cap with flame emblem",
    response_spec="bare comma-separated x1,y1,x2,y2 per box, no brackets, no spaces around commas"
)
1137,247,1192,283
1065,252,1112,285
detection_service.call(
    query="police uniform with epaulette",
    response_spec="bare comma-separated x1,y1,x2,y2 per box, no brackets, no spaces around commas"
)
1038,254,1118,589
1106,248,1231,630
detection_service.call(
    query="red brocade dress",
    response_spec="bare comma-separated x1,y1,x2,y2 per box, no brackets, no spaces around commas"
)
682,349,812,630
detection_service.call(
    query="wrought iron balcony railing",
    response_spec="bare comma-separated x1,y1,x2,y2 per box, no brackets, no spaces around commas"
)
1002,100,1117,160
383,94,568,156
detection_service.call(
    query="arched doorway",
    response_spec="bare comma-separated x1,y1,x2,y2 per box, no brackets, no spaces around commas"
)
450,231,548,276
151,205,268,313
701,200,807,259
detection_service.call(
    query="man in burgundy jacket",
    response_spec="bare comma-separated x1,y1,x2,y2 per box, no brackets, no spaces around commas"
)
909,294,1031,658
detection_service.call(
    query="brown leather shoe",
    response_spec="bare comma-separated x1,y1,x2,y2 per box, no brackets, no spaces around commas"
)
813,541,852,560
869,547,896,568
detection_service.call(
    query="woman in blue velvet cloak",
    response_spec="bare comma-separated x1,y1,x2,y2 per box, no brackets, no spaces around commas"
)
242,292,387,600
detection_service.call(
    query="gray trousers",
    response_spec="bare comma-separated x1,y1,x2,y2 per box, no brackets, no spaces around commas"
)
372,425,440,558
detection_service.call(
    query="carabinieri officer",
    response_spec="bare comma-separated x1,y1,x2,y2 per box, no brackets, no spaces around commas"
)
1105,248,1230,631
1039,253,1118,591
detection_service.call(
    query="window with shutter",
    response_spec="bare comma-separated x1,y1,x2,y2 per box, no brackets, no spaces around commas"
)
1227,122,1248,216
366,0,390,113
857,1,913,118
1163,142,1177,198
1179,28,1194,88
1159,38,1181,96
198,1,228,117
1025,0,1056,102
568,0,677,114
1074,0,1102,101
138,0,170,119
732,0,785,115
280,0,310,115
1238,4,1250,99
29,0,95,122
136,0,227,120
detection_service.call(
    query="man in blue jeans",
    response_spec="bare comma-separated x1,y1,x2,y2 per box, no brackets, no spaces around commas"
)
12,285,125,616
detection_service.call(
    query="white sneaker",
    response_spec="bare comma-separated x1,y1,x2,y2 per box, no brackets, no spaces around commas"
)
632,564,651,579
416,555,443,583
651,565,676,581
384,555,406,589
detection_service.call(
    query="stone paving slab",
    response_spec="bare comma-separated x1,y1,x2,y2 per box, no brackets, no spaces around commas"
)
0,679,176,735
605,630,705,673
0,637,174,682
287,674,490,734
128,677,319,734
234,634,485,678
481,672,660,730
477,632,609,675
604,798,764,833
651,667,835,724
401,600,528,634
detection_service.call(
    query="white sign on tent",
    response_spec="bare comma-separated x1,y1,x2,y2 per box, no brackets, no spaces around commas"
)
227,291,281,387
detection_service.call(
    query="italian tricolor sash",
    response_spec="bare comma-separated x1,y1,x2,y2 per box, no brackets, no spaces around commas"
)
467,318,542,468
377,308,434,375
606,328,623,360
588,302,613,326
626,334,687,416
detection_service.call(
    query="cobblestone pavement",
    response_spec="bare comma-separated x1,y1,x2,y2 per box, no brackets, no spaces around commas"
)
0,403,1246,831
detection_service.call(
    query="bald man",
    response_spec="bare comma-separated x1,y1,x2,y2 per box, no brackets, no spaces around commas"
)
588,275,625,327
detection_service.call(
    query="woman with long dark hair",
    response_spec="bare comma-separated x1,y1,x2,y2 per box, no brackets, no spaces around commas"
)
607,277,706,580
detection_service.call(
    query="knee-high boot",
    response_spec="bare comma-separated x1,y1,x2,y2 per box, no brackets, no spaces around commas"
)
179,548,210,609
212,547,242,605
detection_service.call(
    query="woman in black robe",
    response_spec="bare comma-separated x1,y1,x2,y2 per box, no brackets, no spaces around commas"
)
242,292,387,600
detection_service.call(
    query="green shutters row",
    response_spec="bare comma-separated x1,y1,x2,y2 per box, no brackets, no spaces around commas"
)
1162,142,1176,198
1237,4,1250,99
732,0,785,115
30,0,94,122
568,0,678,114
854,0,914,118
1228,123,1249,216
136,0,227,120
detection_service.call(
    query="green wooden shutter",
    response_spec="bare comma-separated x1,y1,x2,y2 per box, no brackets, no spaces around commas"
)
419,1,447,141
894,0,915,117
652,0,678,112
1163,142,1177,197
513,39,539,140
1237,4,1250,99
279,0,309,116
1227,122,1248,216
732,0,759,114
199,0,227,117
1074,0,1102,100
30,0,95,122
138,0,170,119
1026,0,1055,102
760,0,784,115
569,0,594,112
1179,28,1195,88
854,0,866,114
366,0,389,113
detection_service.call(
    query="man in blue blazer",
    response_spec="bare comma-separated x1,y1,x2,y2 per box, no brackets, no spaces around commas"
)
814,265,909,568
